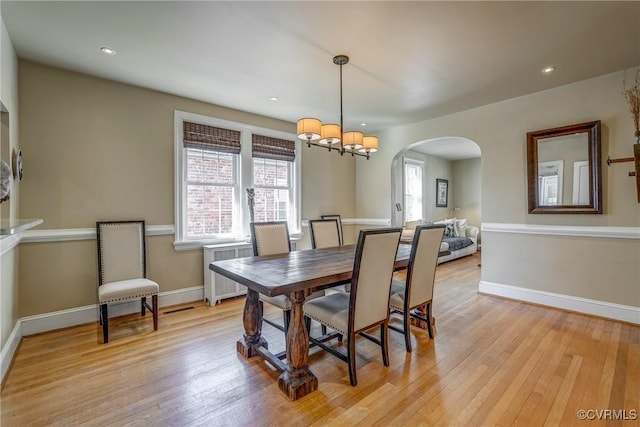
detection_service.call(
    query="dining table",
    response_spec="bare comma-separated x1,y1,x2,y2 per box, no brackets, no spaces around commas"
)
209,243,412,400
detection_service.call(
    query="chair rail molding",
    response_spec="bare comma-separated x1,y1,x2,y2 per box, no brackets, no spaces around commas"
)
21,224,175,243
482,222,640,239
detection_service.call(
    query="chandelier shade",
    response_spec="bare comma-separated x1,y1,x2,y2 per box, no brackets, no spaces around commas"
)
296,55,377,159
360,136,379,153
319,124,341,145
297,118,322,142
343,131,364,150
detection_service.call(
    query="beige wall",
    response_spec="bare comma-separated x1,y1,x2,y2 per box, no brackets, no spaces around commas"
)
16,60,355,316
356,68,640,308
452,157,481,239
0,16,20,350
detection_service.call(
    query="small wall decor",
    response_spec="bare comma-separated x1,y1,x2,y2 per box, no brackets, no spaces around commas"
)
436,178,448,207
607,69,640,202
0,159,10,203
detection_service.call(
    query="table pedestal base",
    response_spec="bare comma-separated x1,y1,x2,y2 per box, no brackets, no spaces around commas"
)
237,337,268,358
278,369,318,401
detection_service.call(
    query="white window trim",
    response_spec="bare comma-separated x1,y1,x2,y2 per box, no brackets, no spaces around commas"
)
173,110,301,250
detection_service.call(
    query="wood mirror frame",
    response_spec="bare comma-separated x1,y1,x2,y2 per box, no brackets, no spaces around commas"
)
526,120,602,214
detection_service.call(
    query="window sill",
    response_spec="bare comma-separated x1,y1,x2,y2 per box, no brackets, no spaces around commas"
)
174,233,302,252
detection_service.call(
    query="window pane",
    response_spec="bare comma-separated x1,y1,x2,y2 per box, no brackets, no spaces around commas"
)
187,149,235,184
404,163,423,221
253,159,265,186
276,161,289,187
253,158,290,187
186,149,204,182
254,188,289,222
187,184,234,237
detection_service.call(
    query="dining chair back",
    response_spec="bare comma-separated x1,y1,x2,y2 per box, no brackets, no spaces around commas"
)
304,227,402,386
251,221,291,256
309,218,341,249
320,214,343,245
96,220,159,343
389,224,445,351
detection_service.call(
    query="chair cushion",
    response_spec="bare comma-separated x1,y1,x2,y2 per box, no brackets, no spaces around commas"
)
324,283,350,295
260,294,291,310
303,292,350,335
98,278,159,303
389,279,406,311
260,290,325,310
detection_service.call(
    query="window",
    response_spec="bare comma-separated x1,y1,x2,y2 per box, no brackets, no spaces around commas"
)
404,159,424,222
252,134,296,223
174,111,300,249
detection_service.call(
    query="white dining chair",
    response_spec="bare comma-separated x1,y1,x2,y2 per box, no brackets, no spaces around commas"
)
96,220,159,343
388,224,445,351
320,214,344,246
303,227,402,386
309,218,341,249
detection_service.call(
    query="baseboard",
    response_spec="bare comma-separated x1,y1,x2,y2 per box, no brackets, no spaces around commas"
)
20,286,204,336
479,281,640,325
1,320,22,386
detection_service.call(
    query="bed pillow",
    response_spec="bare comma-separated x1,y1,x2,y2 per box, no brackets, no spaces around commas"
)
434,218,457,237
455,218,468,237
444,222,456,237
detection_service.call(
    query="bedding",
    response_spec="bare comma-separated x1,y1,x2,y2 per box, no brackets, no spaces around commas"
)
442,237,474,251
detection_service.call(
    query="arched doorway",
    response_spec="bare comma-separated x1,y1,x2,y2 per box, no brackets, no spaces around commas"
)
390,136,482,230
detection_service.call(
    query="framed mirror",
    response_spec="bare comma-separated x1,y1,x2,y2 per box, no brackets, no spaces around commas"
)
527,120,602,214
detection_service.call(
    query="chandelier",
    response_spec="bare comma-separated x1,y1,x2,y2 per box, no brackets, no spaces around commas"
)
296,55,378,160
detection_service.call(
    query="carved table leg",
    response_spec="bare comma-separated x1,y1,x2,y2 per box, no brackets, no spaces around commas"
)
278,290,318,400
237,289,268,358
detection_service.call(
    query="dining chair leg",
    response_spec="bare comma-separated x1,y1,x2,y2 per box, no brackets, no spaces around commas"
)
101,304,109,344
403,309,412,352
141,297,147,316
381,323,390,367
347,334,357,386
152,294,159,331
426,302,434,339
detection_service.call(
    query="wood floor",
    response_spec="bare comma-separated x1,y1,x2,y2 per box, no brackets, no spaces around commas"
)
1,253,638,426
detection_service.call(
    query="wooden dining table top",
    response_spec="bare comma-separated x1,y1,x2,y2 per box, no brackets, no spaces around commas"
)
210,243,412,297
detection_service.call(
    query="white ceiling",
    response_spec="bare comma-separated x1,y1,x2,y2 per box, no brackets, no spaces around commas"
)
2,1,639,160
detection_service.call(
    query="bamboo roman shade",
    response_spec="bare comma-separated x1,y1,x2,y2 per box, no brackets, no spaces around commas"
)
183,121,241,154
252,134,296,162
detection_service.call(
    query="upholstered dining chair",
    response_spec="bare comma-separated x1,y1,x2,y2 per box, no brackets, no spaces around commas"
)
320,214,343,246
309,218,341,249
96,220,159,343
388,224,445,352
250,221,293,333
303,227,402,386
310,218,349,297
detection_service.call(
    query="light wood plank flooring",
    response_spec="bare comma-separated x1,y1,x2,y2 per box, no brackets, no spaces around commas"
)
1,253,638,426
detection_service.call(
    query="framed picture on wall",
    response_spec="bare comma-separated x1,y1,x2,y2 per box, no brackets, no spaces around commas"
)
436,178,448,207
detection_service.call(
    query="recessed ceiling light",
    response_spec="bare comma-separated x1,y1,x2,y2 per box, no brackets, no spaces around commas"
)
100,46,117,56
542,66,556,74
360,123,367,127
269,96,279,101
